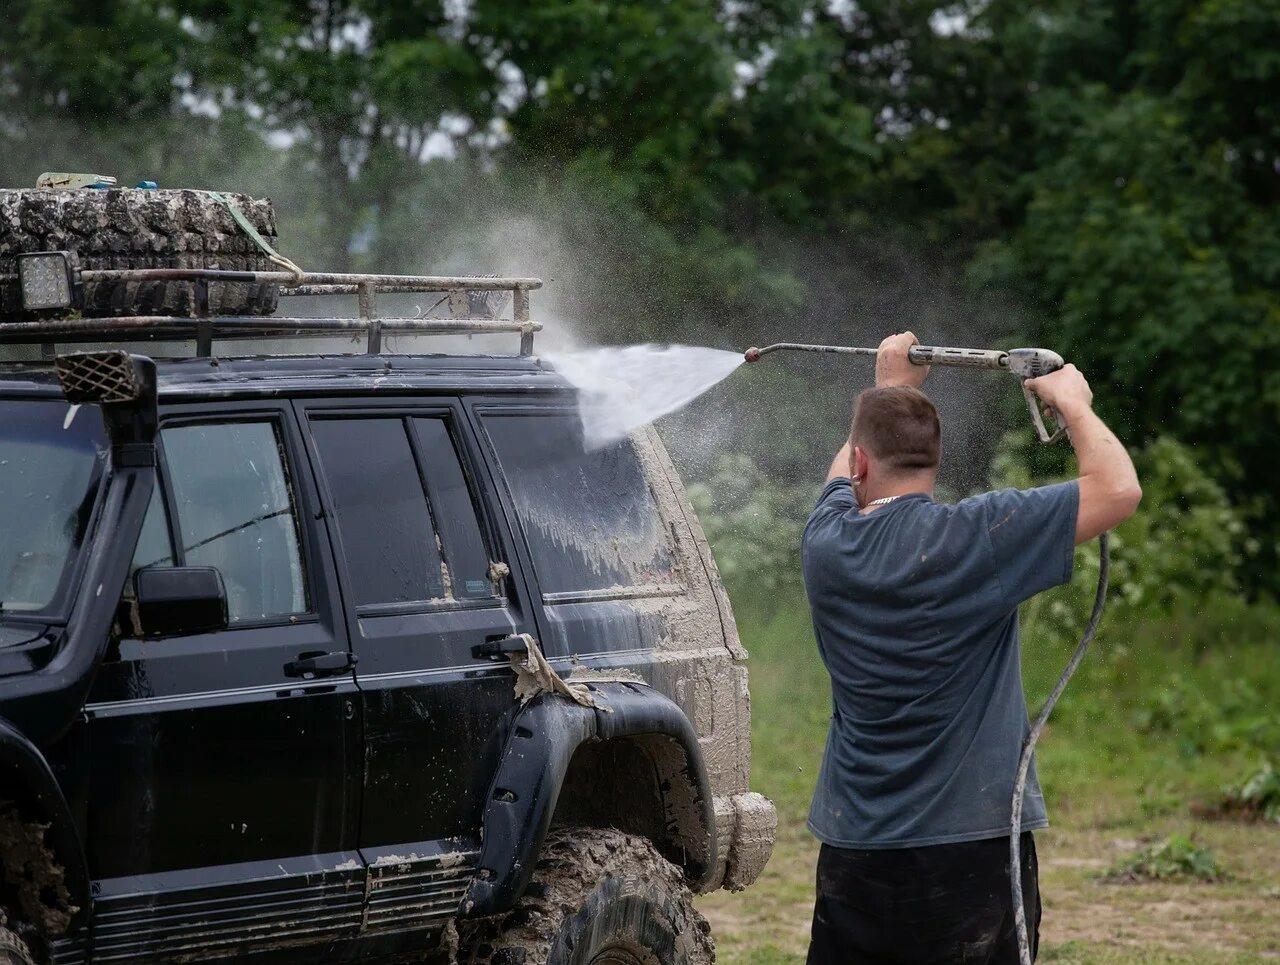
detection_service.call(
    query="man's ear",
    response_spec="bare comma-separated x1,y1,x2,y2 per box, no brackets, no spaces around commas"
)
853,445,870,481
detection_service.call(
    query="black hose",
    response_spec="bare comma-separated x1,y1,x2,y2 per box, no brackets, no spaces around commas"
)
1011,531,1110,965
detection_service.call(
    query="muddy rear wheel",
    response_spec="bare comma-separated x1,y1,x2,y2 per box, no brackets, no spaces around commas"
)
0,927,35,965
459,828,713,965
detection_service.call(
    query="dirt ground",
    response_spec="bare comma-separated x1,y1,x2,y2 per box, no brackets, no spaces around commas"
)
699,818,1280,963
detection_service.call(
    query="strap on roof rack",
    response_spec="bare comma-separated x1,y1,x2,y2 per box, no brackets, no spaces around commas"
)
204,190,305,280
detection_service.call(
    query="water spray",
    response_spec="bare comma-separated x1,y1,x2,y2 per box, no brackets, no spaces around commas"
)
745,339,1109,965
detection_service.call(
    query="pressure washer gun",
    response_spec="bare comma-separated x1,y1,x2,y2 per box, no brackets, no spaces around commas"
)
743,342,1068,444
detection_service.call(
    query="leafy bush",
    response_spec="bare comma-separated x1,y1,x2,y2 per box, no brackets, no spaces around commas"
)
1215,762,1280,824
1104,833,1224,883
687,453,813,599
993,434,1256,646
1132,672,1280,758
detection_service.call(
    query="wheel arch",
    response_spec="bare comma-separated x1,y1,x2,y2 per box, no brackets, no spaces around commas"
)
0,716,90,934
461,682,716,919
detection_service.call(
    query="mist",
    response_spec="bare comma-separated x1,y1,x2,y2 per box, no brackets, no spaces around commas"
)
0,121,1019,497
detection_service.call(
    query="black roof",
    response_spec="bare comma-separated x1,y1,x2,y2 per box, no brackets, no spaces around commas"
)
0,352,575,400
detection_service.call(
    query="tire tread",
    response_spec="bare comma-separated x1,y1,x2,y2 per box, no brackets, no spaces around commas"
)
461,828,713,965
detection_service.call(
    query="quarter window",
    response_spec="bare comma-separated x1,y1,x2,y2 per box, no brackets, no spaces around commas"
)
482,412,675,595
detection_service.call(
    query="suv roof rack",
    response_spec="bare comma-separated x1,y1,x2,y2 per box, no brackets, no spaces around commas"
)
0,268,543,358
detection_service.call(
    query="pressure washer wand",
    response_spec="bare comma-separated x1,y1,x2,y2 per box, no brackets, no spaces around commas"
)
744,341,1066,444
745,341,1007,368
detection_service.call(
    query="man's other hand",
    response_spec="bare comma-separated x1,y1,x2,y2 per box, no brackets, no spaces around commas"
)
1027,362,1140,543
1025,364,1093,425
876,332,928,388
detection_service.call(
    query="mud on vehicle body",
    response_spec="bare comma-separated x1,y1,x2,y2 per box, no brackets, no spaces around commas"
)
0,186,774,963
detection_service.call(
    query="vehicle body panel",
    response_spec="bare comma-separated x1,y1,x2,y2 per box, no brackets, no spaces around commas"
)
0,352,767,963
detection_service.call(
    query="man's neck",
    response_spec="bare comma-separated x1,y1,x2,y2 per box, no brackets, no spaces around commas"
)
859,475,936,512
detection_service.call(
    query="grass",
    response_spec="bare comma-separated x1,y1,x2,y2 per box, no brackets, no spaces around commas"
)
698,582,1280,963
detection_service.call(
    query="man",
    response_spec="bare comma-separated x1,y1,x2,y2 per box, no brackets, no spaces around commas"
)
802,332,1141,964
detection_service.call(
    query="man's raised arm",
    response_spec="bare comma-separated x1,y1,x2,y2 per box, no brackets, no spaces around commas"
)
824,332,931,483
1026,365,1142,544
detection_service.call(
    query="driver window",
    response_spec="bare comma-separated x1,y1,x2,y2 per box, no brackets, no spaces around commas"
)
132,420,309,624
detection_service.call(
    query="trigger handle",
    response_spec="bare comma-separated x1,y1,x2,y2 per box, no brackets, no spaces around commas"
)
1022,381,1066,444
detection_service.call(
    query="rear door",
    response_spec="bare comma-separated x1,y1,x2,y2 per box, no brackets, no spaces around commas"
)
85,403,363,963
298,398,536,939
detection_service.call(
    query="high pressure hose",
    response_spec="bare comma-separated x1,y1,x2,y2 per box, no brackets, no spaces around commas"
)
1010,531,1111,965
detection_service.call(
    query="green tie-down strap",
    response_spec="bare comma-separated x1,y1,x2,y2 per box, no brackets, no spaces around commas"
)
204,190,304,280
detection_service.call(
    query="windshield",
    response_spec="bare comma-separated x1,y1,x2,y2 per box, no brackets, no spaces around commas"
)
0,399,106,617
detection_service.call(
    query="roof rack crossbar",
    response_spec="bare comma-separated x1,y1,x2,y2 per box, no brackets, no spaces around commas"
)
0,316,540,335
0,268,545,358
0,316,543,357
78,268,542,292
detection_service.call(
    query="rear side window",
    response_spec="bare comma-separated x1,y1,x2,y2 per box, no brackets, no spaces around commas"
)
136,421,309,624
482,411,674,596
310,416,495,608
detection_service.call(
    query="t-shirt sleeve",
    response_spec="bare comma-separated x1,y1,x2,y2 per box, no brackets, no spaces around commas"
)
978,481,1080,607
811,477,857,517
802,478,856,545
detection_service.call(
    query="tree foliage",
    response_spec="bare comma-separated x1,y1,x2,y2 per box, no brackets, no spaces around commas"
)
0,0,1276,581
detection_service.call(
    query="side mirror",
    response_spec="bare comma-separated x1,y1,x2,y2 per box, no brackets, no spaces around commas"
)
134,567,229,638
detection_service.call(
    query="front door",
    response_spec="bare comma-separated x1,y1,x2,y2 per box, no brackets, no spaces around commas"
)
299,398,536,940
84,404,362,963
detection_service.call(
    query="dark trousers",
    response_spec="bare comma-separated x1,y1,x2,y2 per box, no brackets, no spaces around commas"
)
807,832,1040,965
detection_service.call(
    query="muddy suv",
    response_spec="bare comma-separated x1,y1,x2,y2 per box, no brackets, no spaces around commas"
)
0,188,774,964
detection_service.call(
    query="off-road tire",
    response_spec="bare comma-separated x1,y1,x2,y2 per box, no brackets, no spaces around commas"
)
459,828,714,965
0,188,280,318
0,927,35,965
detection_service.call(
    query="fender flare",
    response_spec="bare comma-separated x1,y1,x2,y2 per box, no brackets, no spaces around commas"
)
0,716,91,929
461,682,715,918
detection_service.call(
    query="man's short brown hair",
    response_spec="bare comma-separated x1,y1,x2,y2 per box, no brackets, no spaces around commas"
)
851,386,941,473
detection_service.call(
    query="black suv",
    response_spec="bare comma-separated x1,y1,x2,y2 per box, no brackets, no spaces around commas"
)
0,189,774,964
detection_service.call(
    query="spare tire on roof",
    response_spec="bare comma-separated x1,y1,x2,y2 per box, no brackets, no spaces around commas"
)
0,188,282,318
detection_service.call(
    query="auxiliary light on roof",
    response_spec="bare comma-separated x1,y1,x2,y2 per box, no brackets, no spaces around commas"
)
17,251,77,311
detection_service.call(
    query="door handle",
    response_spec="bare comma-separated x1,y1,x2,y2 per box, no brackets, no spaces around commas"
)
284,650,357,679
471,634,530,661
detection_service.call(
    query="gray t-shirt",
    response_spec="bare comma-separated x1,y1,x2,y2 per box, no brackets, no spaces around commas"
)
801,478,1079,849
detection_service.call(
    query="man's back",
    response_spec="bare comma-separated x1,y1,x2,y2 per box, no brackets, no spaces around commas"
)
801,478,1078,849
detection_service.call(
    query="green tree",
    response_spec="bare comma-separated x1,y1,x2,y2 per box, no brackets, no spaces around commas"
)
960,0,1280,579
1,0,1278,582
0,0,187,120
